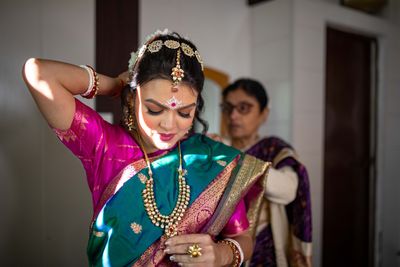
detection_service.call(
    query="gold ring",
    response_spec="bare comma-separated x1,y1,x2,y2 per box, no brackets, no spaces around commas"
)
187,243,202,258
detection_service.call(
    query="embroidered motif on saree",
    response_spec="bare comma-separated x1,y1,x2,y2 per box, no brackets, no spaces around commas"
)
130,222,143,234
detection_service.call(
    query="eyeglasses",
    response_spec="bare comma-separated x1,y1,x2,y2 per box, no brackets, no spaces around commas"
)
220,102,254,115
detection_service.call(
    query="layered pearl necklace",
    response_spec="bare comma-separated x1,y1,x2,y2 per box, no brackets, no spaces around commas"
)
140,140,191,237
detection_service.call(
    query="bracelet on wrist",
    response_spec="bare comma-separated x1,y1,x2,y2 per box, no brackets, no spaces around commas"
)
218,239,242,267
224,238,244,266
80,65,99,99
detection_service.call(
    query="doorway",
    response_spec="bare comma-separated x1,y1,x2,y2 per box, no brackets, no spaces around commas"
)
95,0,139,124
323,27,377,267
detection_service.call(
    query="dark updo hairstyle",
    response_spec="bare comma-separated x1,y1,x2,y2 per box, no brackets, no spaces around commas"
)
121,31,208,134
222,78,269,112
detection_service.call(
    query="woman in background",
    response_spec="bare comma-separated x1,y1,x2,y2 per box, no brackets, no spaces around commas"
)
221,79,312,267
22,31,270,266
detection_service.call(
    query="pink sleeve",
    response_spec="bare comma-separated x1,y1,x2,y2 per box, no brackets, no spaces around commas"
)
221,198,250,237
51,98,109,188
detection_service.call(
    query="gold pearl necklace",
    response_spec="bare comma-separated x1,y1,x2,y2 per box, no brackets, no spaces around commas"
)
140,140,190,237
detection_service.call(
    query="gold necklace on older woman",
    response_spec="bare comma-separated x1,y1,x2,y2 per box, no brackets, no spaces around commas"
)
139,139,191,237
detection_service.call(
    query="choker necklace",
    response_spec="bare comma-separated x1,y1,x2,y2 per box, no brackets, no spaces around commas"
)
139,139,191,237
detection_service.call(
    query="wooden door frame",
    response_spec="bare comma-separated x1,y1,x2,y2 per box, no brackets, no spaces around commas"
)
95,0,139,124
323,26,378,267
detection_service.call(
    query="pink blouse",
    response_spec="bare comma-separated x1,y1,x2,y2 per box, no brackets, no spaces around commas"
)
52,98,249,236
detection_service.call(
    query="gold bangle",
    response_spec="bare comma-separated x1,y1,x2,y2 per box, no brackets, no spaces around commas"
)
218,239,241,267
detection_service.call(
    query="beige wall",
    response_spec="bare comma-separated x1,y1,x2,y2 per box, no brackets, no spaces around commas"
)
0,0,94,266
249,0,294,141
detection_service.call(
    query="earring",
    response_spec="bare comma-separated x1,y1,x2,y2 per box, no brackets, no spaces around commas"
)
125,114,136,131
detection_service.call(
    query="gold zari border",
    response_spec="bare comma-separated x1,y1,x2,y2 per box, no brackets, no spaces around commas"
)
206,155,271,238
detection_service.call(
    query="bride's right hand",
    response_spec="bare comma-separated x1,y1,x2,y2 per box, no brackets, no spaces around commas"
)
117,71,129,87
109,70,129,98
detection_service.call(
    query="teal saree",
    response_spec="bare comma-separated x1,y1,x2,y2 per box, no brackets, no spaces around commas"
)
87,134,269,267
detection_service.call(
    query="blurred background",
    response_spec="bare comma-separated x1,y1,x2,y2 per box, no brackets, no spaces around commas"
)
0,0,399,266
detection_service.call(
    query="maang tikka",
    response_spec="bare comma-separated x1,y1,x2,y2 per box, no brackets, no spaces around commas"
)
134,39,204,88
171,49,184,86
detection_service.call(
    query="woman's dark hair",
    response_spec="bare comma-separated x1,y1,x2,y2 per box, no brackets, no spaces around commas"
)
122,32,208,134
222,78,269,112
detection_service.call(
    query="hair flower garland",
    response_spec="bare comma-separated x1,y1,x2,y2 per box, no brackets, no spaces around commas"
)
127,29,171,77
145,28,170,42
128,51,137,70
128,29,170,71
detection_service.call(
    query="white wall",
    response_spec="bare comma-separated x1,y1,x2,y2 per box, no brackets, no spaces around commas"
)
0,0,94,266
249,0,294,142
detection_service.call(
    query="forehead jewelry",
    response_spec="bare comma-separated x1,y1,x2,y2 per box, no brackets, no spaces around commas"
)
129,39,204,88
171,49,184,86
165,96,183,110
145,39,203,70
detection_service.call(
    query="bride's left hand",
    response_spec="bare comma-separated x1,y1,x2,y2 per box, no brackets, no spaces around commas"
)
164,234,231,267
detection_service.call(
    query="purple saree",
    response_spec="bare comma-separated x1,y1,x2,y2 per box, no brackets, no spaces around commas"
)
246,137,312,267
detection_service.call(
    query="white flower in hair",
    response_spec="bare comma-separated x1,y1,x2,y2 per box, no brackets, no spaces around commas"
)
129,74,137,89
128,29,170,73
137,44,147,58
144,28,170,42
128,51,137,70
127,28,172,90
